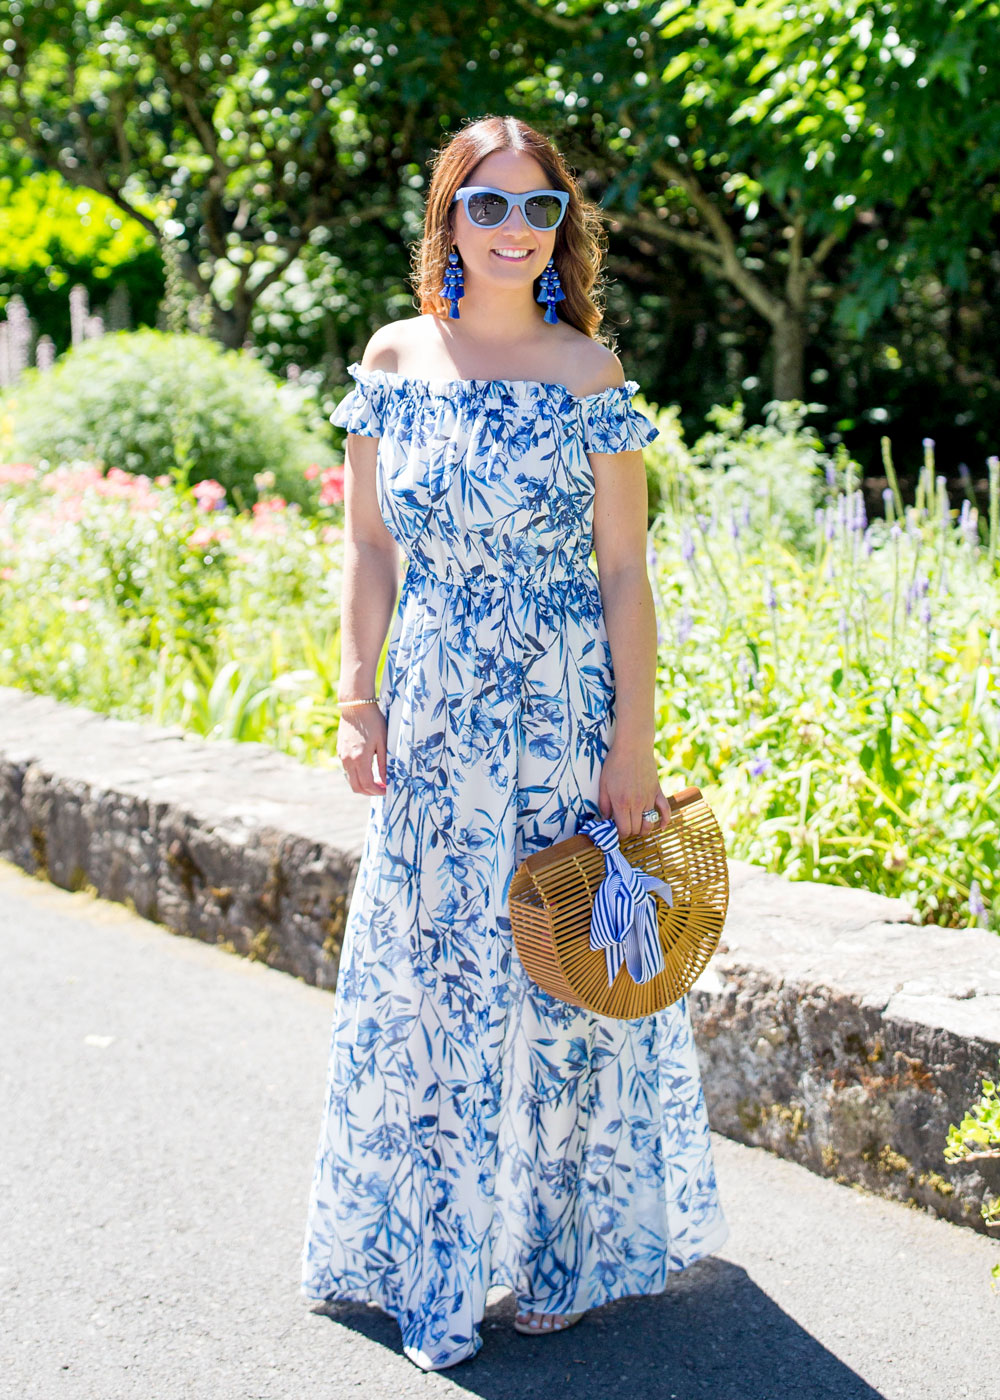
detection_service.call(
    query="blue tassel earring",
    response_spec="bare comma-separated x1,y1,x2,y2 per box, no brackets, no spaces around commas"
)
537,257,566,325
440,248,464,319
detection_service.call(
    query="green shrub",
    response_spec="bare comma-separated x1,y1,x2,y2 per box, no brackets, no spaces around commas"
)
639,395,837,547
2,328,335,509
0,171,163,352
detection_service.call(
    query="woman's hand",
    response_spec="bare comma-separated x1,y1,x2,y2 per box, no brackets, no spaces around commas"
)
597,735,671,840
338,704,388,796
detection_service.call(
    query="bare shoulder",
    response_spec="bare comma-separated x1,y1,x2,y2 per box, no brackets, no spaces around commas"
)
359,316,428,373
555,328,626,396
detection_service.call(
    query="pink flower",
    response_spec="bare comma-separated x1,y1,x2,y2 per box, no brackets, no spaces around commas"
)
252,496,287,516
0,463,35,486
192,478,227,511
321,525,343,543
188,523,231,550
304,462,321,480
319,465,345,505
52,498,84,522
0,566,14,580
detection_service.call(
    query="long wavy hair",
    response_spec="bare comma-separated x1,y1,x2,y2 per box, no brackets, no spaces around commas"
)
412,115,608,341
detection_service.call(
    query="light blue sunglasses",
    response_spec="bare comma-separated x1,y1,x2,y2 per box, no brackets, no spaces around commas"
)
452,185,570,232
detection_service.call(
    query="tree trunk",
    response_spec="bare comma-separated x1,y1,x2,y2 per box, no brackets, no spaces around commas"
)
210,299,251,350
771,309,806,402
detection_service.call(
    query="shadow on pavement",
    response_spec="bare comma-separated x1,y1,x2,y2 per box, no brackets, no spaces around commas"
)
312,1256,885,1399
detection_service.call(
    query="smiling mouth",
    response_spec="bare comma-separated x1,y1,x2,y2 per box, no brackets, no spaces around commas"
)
491,248,533,261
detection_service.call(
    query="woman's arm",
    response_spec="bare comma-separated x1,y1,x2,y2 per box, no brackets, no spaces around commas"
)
591,440,670,839
336,337,402,796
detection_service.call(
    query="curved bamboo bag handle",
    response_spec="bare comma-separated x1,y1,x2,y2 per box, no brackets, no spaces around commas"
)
508,787,729,1019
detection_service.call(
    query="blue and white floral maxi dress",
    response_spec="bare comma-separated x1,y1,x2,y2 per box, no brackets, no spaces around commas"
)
301,364,729,1369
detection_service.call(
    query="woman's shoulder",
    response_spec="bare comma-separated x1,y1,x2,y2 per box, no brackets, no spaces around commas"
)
557,331,626,397
357,316,431,375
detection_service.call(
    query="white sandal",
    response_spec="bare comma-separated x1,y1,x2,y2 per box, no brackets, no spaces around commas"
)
513,1308,586,1336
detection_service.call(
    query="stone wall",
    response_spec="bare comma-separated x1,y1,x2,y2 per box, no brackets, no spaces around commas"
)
1,684,997,1234
692,864,1000,1233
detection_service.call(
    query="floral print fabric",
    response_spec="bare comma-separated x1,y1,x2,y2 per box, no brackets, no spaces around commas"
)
301,363,729,1370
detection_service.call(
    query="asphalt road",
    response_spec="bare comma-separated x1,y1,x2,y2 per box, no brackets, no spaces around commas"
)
1,857,996,1400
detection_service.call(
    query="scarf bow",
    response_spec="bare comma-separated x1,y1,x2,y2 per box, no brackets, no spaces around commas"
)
578,816,672,988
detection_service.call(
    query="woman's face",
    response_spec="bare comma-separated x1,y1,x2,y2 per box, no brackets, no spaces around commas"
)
450,149,558,295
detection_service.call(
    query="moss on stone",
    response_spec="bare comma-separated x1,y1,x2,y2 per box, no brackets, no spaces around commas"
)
247,926,274,963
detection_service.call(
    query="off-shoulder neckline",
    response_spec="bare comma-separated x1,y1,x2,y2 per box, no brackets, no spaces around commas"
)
346,360,638,402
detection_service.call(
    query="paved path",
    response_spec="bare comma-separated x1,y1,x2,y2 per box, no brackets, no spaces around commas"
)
1,858,995,1400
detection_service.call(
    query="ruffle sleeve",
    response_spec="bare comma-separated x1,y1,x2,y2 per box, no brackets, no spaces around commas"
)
582,381,659,454
329,361,386,437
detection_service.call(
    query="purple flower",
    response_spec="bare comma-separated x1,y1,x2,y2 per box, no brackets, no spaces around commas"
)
742,500,751,528
959,500,980,548
882,487,894,509
738,654,758,689
729,508,741,541
680,526,695,562
825,508,836,541
824,462,836,487
677,608,694,644
763,578,777,610
969,880,986,921
750,756,770,776
838,609,849,635
920,599,932,626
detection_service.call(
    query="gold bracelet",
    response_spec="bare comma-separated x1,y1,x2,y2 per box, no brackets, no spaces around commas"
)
337,696,380,709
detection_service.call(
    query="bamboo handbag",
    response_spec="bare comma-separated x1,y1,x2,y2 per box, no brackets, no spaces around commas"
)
508,786,729,1019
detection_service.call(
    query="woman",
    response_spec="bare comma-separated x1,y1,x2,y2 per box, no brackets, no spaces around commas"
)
301,114,728,1372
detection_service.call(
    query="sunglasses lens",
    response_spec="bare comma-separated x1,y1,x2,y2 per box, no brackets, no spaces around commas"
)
524,194,564,229
466,191,509,227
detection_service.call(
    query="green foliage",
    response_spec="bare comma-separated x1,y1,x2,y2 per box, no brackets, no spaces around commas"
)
0,171,163,349
642,402,998,933
2,329,335,508
584,0,1000,322
0,459,347,754
945,1060,1000,1283
3,3,1000,470
644,397,835,549
0,1,555,352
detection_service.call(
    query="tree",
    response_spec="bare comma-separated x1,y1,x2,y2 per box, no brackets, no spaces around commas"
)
0,0,561,348
535,0,1000,401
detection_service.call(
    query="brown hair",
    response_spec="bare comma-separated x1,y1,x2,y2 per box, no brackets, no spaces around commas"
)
412,115,608,341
